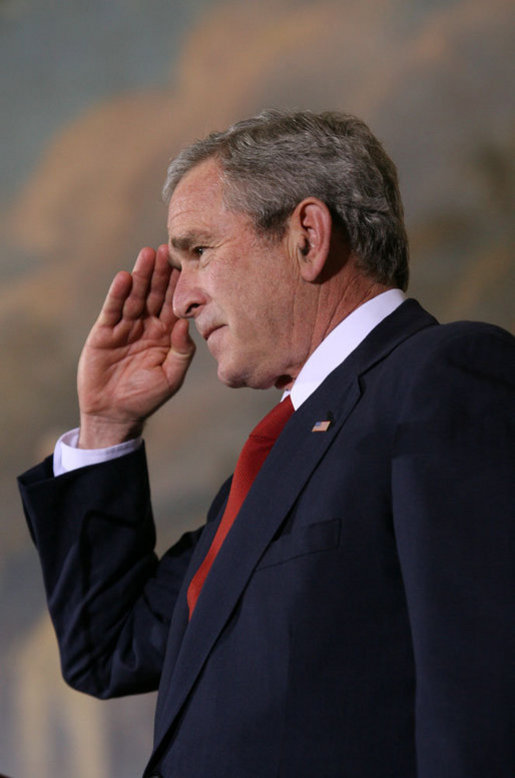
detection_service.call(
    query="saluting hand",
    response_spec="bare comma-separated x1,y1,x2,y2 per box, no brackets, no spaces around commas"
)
77,244,195,448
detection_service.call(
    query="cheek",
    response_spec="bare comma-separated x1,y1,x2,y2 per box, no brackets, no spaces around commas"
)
223,288,262,330
217,252,292,339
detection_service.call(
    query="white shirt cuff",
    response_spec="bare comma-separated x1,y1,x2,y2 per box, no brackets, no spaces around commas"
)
53,428,142,476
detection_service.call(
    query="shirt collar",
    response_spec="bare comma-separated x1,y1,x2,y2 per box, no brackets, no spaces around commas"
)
284,289,406,410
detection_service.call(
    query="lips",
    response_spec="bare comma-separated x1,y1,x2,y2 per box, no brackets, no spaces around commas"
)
200,324,223,341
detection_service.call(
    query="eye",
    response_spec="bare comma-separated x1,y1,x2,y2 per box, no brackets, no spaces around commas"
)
193,246,205,257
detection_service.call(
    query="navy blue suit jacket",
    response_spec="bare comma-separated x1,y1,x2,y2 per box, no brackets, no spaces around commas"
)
19,300,515,777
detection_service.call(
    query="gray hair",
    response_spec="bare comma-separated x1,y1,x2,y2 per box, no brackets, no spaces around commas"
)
162,110,409,290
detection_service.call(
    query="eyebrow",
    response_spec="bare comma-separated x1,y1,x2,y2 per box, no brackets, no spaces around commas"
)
169,230,212,252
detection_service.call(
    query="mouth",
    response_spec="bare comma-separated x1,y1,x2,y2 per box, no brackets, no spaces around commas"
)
201,324,224,342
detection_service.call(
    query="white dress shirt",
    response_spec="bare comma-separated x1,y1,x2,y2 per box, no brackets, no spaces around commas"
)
53,289,406,476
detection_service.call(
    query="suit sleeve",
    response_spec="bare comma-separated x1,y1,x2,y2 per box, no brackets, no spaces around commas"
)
18,445,212,699
391,325,515,777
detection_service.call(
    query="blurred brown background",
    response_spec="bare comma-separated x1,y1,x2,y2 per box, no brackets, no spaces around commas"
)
1,0,513,775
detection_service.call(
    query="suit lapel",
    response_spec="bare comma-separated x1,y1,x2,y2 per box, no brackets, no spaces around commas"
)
153,299,437,746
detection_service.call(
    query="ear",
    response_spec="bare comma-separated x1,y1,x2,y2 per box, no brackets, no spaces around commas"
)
289,198,333,283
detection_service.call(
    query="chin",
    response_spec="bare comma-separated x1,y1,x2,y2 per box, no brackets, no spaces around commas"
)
216,361,279,391
218,372,248,389
216,361,247,388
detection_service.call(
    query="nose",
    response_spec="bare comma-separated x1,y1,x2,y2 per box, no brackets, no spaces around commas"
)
172,267,207,319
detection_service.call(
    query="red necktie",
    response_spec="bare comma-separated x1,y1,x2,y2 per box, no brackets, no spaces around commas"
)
187,395,294,618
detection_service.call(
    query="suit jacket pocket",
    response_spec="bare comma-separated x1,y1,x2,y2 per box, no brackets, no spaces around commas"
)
255,518,340,571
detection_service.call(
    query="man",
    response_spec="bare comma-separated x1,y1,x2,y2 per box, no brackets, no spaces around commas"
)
19,110,514,777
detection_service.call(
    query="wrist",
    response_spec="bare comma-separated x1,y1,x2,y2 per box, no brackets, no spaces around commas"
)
78,413,144,449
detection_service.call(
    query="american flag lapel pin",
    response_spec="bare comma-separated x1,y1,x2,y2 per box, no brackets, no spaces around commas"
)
311,413,333,432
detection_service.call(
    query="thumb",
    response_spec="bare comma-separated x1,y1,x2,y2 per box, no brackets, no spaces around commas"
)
170,317,196,358
163,318,196,389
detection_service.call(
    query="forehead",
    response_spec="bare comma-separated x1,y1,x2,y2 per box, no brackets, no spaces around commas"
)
167,158,227,234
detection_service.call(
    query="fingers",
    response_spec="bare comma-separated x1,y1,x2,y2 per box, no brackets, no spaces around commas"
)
96,270,133,327
96,245,174,330
147,244,173,317
122,247,156,320
160,266,181,328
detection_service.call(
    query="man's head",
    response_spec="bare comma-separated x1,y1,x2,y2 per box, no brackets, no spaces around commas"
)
163,109,409,291
165,110,409,390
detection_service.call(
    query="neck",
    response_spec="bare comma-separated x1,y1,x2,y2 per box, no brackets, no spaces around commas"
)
276,268,394,391
311,265,394,353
